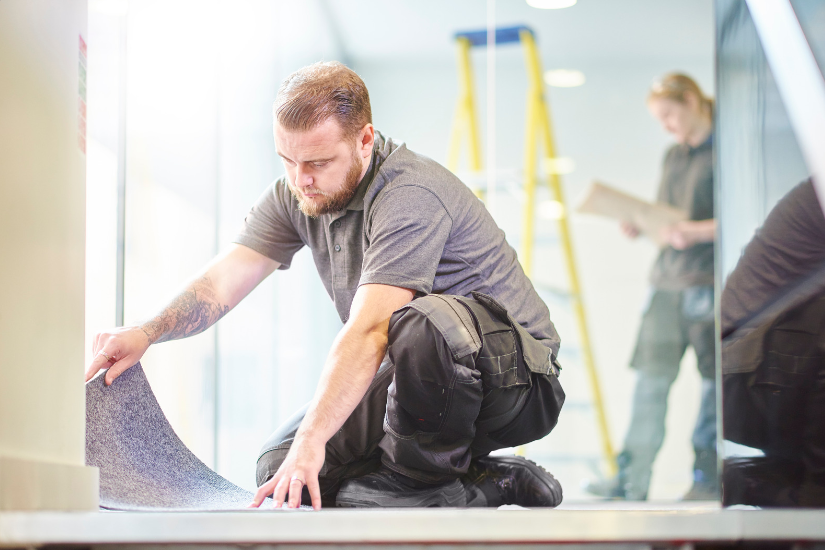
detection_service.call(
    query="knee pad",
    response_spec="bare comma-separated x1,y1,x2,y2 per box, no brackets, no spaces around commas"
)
390,294,482,362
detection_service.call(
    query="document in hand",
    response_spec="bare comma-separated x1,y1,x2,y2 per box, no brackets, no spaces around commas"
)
576,181,688,246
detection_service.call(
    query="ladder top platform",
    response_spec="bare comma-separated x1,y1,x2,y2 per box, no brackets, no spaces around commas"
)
454,25,535,46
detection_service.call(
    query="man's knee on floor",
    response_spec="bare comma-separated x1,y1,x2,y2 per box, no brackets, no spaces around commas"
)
254,404,308,486
256,447,289,487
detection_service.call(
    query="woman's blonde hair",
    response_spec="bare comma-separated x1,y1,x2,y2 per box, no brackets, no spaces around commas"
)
648,73,713,113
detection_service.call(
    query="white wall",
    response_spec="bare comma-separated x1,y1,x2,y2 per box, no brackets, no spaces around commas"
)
0,0,98,510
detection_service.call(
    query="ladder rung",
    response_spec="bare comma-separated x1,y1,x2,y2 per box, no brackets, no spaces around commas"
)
454,25,534,47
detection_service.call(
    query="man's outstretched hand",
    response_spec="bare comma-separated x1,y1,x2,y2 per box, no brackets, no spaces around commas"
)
86,326,151,385
249,435,326,511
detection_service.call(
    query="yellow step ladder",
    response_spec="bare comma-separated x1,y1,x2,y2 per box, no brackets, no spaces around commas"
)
448,25,617,476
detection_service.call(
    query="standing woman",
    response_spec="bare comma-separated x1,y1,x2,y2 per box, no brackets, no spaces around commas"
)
589,73,717,500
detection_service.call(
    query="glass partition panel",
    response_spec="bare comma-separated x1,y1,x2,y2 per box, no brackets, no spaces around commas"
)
716,0,809,281
790,0,825,73
716,0,825,507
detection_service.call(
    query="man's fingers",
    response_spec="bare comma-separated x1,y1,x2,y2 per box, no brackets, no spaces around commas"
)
272,475,290,508
287,477,304,508
248,477,276,508
103,357,134,386
249,474,318,510
307,476,322,511
85,353,111,383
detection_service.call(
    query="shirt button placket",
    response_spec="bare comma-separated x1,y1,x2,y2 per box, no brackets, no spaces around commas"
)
331,218,343,253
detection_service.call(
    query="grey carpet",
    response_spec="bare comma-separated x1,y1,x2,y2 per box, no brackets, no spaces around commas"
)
85,362,271,511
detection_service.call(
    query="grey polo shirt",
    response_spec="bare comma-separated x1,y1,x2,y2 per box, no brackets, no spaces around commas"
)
649,137,715,290
720,180,825,374
234,132,560,358
722,179,825,335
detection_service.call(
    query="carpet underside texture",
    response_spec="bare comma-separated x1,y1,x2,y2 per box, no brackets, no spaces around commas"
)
85,362,259,511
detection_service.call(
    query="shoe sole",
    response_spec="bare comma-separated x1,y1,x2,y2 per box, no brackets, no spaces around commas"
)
336,478,468,508
477,455,563,507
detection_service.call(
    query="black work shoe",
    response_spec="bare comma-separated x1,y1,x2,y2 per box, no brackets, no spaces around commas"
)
463,455,563,508
336,467,467,508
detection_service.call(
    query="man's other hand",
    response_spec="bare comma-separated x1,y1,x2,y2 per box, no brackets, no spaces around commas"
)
248,283,414,512
249,436,325,511
85,326,151,385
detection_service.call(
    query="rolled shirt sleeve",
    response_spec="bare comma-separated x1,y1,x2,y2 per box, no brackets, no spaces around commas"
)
360,184,453,294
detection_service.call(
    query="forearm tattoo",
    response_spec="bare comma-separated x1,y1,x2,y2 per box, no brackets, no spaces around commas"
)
140,275,229,345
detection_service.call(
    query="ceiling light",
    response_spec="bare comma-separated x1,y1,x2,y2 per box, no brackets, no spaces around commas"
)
544,69,586,88
539,200,566,220
526,0,577,9
543,157,576,175
89,0,129,15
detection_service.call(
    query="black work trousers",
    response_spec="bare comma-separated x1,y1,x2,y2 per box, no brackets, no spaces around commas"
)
256,293,565,506
723,363,825,507
723,295,825,507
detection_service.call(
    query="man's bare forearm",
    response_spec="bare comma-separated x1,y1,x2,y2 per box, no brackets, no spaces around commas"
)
140,275,229,345
296,324,387,445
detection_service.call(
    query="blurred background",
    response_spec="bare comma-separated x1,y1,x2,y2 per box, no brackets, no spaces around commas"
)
85,0,714,500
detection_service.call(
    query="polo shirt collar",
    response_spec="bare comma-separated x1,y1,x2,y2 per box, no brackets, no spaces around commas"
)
687,129,714,153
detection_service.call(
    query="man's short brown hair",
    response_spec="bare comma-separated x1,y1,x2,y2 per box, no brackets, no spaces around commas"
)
274,61,372,139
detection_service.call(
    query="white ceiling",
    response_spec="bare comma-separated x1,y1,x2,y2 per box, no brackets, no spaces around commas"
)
323,0,714,64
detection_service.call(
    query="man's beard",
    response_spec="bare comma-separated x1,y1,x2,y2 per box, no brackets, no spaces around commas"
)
288,149,364,218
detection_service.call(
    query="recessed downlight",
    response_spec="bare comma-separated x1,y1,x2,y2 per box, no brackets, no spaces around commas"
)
543,157,576,175
526,0,577,9
539,200,566,220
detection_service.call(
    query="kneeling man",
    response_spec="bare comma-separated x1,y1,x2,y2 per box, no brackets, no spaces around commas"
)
86,61,565,510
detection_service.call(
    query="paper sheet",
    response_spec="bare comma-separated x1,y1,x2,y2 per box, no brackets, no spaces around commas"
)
576,181,688,245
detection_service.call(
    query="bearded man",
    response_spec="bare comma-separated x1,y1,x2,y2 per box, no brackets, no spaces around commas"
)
86,61,565,510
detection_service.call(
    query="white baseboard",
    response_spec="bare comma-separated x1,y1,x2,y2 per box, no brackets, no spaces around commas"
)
0,455,98,511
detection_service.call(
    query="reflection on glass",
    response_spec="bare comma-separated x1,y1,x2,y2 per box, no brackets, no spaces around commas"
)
721,179,825,507
717,0,825,507
790,0,825,73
